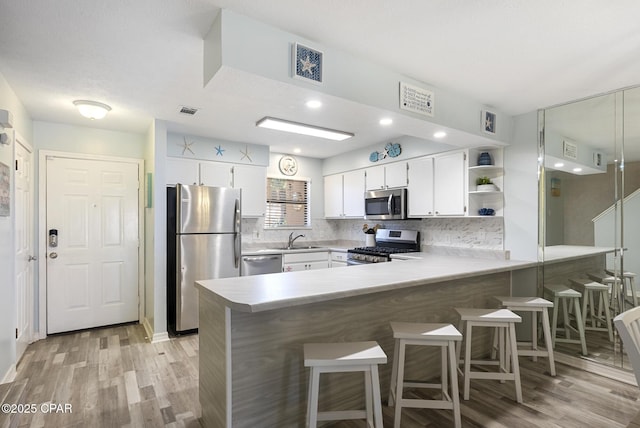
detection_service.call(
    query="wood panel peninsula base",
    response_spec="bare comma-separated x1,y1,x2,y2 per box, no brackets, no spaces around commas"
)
196,254,536,427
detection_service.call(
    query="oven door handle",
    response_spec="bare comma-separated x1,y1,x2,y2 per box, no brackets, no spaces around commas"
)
347,258,372,266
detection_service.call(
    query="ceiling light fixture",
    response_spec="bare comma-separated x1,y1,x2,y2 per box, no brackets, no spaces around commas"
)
554,162,564,168
73,100,111,120
293,148,301,154
573,167,583,172
379,118,393,126
256,117,354,141
305,100,322,109
433,131,447,138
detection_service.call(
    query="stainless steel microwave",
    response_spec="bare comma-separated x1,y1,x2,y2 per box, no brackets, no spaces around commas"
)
364,188,407,220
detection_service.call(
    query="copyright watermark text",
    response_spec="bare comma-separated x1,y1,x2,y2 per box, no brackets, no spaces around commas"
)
1,403,72,414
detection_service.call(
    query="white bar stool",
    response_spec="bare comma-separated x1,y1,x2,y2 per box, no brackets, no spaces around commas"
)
304,341,387,428
388,322,462,428
544,284,588,356
493,296,556,376
569,278,614,342
454,308,523,403
605,269,638,308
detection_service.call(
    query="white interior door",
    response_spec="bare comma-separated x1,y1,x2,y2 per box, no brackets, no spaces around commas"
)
15,134,34,360
46,156,139,334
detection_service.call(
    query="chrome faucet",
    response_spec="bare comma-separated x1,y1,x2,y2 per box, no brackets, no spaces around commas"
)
288,232,305,249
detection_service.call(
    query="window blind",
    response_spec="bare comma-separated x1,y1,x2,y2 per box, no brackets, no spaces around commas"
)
265,177,310,228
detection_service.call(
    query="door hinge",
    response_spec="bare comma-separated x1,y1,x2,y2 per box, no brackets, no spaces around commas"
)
15,160,18,171
16,328,18,339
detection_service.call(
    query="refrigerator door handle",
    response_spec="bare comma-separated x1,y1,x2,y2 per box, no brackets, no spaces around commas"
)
234,198,241,268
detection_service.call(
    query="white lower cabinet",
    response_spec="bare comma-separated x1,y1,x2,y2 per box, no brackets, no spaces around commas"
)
330,250,348,267
283,252,329,272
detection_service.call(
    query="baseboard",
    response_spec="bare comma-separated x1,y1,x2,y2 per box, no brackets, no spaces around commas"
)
142,317,170,343
1,364,16,385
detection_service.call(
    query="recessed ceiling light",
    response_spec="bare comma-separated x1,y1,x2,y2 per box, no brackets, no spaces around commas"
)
305,100,322,109
554,162,564,168
433,131,447,138
256,117,354,141
73,100,111,120
379,118,393,126
573,167,582,172
293,148,301,154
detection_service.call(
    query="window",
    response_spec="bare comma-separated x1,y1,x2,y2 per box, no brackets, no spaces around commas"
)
265,177,310,228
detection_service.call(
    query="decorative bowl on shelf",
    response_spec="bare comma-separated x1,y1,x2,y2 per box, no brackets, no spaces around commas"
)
476,183,498,192
478,152,493,166
478,208,495,216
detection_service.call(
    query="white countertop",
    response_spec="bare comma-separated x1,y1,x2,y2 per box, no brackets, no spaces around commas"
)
543,245,615,264
196,253,537,313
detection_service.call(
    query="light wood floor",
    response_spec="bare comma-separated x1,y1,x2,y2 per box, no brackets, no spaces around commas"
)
1,323,639,427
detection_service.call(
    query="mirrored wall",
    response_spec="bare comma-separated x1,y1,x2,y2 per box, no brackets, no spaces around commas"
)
540,85,640,370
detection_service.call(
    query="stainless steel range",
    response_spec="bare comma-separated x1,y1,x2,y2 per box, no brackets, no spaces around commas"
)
347,229,420,265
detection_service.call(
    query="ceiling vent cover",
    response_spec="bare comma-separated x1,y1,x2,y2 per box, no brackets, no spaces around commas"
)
179,106,198,116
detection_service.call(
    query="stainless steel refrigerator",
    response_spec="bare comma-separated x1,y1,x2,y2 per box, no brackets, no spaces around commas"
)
167,184,241,334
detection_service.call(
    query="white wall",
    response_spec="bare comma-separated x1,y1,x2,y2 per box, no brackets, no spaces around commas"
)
151,120,168,340
504,111,540,262
0,72,32,382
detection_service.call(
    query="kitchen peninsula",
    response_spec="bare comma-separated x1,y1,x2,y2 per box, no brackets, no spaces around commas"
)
196,253,536,427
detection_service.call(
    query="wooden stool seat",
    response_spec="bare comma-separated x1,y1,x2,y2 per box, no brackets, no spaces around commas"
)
455,308,523,403
304,341,387,428
544,284,588,356
388,322,462,428
493,296,556,376
569,278,614,342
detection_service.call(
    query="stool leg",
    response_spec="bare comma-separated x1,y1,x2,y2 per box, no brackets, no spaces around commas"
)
561,298,571,340
531,311,538,362
441,344,448,397
572,297,588,356
388,338,400,407
448,340,462,428
541,307,556,376
307,367,320,428
551,297,559,348
491,327,498,360
601,290,614,342
365,370,373,426
581,290,589,329
508,323,523,404
588,290,596,328
393,340,407,428
463,322,472,400
370,365,384,428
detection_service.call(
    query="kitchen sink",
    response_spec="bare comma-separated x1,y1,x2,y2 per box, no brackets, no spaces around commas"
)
269,246,326,251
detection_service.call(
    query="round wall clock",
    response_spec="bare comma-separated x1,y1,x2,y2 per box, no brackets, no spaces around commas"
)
279,155,298,176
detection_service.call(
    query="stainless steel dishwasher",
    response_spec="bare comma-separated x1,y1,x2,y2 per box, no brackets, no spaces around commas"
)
241,254,283,276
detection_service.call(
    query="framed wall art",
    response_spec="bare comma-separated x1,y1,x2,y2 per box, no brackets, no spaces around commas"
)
482,110,497,135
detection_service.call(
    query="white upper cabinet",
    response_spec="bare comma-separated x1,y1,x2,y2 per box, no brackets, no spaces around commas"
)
324,170,365,218
200,162,232,187
343,169,365,217
407,157,434,217
365,162,408,191
384,162,409,189
406,151,467,217
166,158,199,186
233,164,267,217
433,151,467,216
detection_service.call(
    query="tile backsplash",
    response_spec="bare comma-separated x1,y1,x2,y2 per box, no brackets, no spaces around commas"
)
242,216,503,250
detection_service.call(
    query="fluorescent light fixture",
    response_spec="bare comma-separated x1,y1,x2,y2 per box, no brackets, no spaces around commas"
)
554,162,564,168
305,100,322,109
73,100,111,120
256,117,353,141
379,118,393,126
433,131,447,138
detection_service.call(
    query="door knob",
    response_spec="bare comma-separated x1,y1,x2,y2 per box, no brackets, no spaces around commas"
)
49,252,58,259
